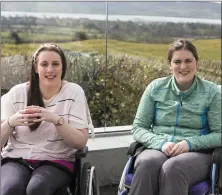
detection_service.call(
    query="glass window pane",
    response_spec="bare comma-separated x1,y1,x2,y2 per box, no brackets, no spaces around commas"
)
106,1,221,128
1,2,107,130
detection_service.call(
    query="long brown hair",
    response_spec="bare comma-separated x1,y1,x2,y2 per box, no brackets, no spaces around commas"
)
28,43,67,131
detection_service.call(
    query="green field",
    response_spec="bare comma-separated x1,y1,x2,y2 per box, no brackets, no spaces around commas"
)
2,39,221,60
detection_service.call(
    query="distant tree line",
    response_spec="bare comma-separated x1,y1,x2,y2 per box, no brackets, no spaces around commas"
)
1,16,221,44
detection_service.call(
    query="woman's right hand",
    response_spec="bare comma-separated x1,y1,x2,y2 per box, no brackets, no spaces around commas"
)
161,142,175,156
8,110,36,128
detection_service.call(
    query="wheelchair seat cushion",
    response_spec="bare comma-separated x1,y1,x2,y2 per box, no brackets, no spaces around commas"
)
125,173,133,187
188,181,210,195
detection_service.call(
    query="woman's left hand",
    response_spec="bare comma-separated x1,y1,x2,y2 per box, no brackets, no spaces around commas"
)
25,106,59,125
169,140,189,157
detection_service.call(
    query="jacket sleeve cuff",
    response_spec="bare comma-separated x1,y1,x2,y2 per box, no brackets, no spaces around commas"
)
185,138,192,151
159,139,168,151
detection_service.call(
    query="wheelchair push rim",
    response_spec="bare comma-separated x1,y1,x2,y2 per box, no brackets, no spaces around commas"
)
80,162,100,195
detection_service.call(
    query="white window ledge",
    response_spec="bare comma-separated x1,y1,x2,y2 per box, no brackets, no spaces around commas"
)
92,125,132,133
87,125,134,151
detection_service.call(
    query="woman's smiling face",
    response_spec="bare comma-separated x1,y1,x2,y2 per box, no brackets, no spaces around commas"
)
170,49,198,90
35,50,63,88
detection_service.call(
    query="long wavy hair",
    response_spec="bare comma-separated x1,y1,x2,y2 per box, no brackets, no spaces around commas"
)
27,43,67,131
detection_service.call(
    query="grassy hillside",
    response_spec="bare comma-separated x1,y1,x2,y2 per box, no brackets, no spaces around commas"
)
2,39,221,60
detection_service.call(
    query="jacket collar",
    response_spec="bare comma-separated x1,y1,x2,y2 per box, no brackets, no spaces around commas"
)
172,75,197,98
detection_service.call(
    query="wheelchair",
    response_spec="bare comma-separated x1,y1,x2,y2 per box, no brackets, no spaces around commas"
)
54,146,100,195
118,141,222,195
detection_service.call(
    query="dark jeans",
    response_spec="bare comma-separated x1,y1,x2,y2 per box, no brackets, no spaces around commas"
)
1,158,72,195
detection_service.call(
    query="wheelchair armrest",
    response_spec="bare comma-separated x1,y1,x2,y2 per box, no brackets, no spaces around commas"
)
212,147,222,164
127,141,143,156
75,146,88,159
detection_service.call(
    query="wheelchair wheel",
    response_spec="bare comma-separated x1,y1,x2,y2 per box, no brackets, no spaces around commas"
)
81,162,100,195
118,159,131,194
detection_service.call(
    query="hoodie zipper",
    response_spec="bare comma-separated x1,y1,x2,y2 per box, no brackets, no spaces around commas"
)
180,93,184,107
173,93,183,138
